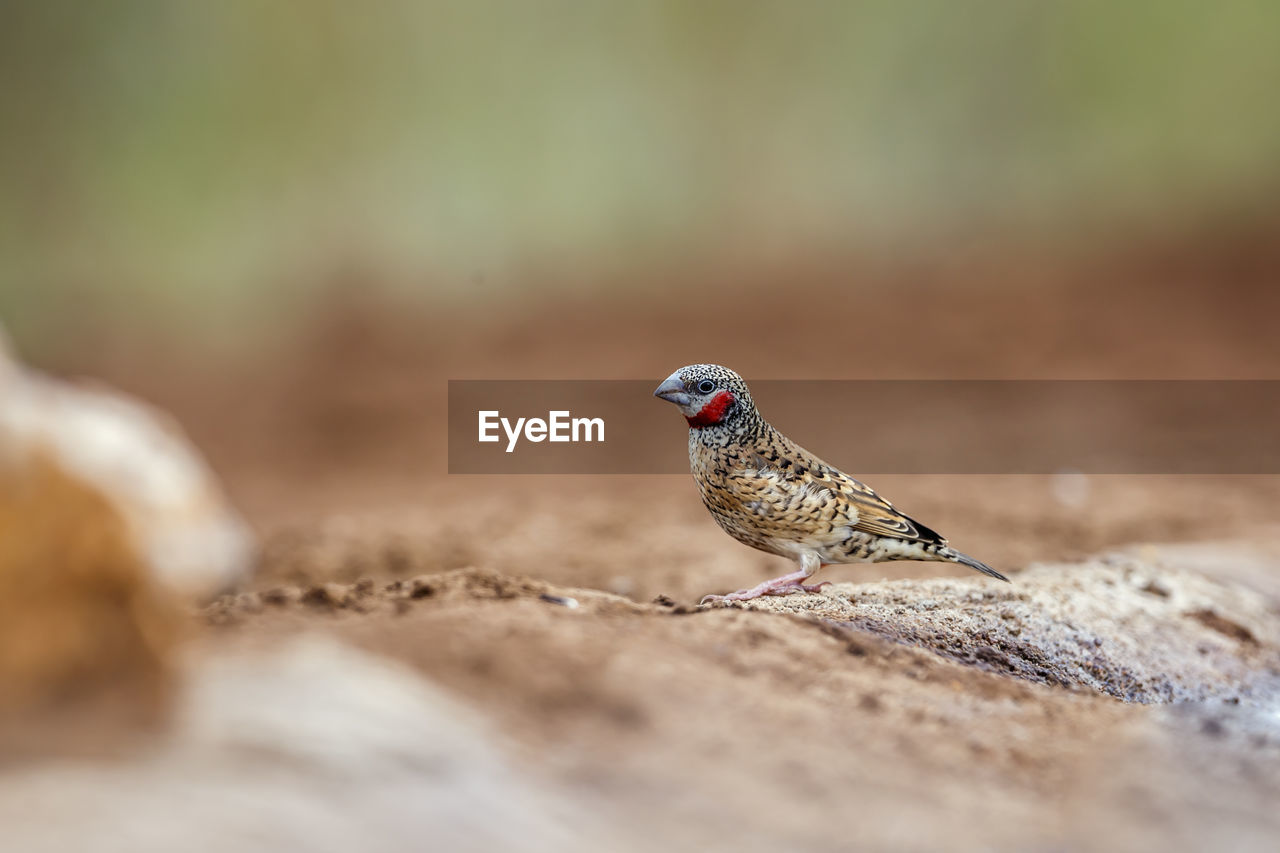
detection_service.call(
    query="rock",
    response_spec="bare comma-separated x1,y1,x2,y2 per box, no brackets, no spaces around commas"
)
723,548,1280,703
0,330,253,717
301,583,352,609
0,637,611,853
0,333,253,600
0,454,175,718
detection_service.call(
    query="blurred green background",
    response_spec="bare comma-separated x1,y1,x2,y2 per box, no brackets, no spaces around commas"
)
2,1,1278,352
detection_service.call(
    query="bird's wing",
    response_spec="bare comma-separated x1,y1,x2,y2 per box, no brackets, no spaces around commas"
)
837,481,946,545
739,449,946,546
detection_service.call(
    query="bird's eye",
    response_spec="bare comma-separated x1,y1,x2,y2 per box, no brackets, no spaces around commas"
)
696,379,716,394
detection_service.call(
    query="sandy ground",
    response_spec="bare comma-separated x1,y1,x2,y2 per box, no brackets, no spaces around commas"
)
192,542,1280,852
7,236,1280,850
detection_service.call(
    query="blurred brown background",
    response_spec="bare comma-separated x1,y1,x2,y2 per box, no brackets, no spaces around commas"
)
1,0,1278,582
4,0,1279,582
4,4,1280,851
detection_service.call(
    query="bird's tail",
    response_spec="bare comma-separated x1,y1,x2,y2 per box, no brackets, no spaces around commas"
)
937,547,1010,582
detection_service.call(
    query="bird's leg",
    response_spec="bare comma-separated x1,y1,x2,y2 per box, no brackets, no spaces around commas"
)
700,554,828,604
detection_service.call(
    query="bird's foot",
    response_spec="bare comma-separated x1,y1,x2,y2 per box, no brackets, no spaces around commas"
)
699,576,830,605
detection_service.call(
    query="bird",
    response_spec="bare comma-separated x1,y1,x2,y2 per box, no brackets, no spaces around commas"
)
653,364,1008,604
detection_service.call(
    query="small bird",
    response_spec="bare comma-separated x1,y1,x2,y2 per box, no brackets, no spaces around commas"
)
654,364,1008,604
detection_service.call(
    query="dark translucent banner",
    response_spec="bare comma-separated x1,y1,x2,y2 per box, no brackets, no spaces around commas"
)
448,380,1280,474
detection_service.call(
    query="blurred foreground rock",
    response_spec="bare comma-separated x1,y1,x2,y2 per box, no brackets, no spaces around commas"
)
0,333,252,719
0,333,252,601
0,455,175,720
0,637,608,853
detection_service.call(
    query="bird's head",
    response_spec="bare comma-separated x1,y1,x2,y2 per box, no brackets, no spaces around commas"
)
653,364,756,431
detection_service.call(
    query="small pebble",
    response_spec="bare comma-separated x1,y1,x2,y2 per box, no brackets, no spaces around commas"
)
261,587,300,606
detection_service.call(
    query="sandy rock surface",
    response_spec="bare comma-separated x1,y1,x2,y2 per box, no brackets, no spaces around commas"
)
737,547,1280,702
179,540,1280,852
0,638,615,853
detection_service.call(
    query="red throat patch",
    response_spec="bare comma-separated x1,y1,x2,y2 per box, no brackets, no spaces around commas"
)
686,391,735,428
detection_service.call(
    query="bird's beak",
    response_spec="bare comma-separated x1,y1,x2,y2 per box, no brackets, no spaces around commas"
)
653,375,692,407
